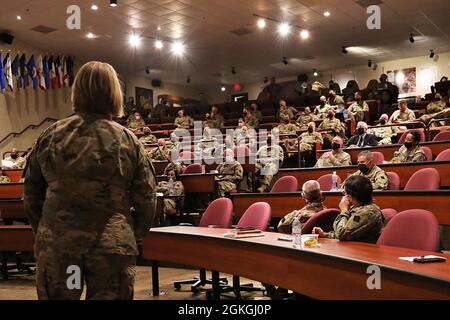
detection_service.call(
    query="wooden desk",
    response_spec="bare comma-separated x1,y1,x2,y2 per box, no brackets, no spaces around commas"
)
142,226,450,299
2,169,24,183
277,160,450,189
0,199,26,223
0,225,34,252
0,183,24,199
152,161,169,176
317,140,450,164
230,191,450,225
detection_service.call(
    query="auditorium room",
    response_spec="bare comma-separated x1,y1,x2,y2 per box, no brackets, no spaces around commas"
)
1,0,450,302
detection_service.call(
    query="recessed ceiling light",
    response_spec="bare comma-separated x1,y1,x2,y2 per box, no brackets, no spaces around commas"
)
171,41,185,56
91,4,98,10
313,69,318,77
300,30,309,39
221,85,226,92
257,19,266,29
278,23,291,37
157,25,162,31
323,11,331,17
16,15,22,20
129,34,141,47
86,32,95,39
155,40,164,49
110,0,117,7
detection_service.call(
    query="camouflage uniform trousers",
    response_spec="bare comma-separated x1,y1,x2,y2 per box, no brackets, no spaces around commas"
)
216,180,237,198
36,249,136,300
256,162,278,189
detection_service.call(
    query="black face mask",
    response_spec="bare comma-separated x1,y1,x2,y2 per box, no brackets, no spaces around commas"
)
357,128,365,135
320,101,326,106
283,119,290,124
308,127,314,133
404,142,413,149
358,164,370,174
10,153,18,160
327,113,334,119
380,119,386,125
331,143,340,150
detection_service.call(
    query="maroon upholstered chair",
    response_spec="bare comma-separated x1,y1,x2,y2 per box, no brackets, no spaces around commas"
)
377,209,440,252
174,198,233,292
398,129,425,144
386,172,400,190
371,151,385,165
404,168,440,191
233,145,251,157
212,202,272,299
183,163,203,174
421,146,433,161
381,208,398,225
271,176,299,193
436,149,450,161
301,208,340,234
433,131,450,142
317,174,342,191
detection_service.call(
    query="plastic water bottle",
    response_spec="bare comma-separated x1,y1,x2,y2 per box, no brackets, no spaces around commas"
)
168,176,175,196
292,216,302,248
331,171,338,191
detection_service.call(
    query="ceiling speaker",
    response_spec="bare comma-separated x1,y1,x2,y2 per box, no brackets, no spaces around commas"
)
151,79,162,88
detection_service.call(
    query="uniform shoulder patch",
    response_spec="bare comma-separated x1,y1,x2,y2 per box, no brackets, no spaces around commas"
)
352,215,361,223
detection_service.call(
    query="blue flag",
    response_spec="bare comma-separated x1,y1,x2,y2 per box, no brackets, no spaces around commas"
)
4,53,13,91
0,53,5,92
11,54,22,89
20,54,29,88
43,55,50,89
27,55,38,90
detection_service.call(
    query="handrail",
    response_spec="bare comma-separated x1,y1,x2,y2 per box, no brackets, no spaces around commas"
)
0,117,59,146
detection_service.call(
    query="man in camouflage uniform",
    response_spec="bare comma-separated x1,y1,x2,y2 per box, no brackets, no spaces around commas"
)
314,175,383,243
314,96,333,119
344,151,389,191
368,114,395,145
348,92,369,122
174,109,194,129
391,132,426,163
149,139,170,161
24,110,156,299
256,137,284,193
276,99,298,122
277,114,299,134
244,107,259,129
278,180,325,234
426,93,447,114
389,101,416,123
251,103,263,121
296,107,317,127
215,150,243,197
319,109,346,139
327,90,345,110
315,136,352,168
285,122,323,155
138,127,157,145
0,168,11,183
127,112,146,133
3,148,26,169
208,105,224,129
157,169,184,216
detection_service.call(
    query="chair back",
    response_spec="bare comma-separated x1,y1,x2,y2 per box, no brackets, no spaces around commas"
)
381,208,397,225
301,208,340,234
421,146,433,161
237,202,272,231
183,164,203,174
436,149,450,161
398,129,425,144
386,172,400,190
199,198,233,228
271,176,299,193
317,174,341,191
432,131,450,142
371,151,385,165
404,168,440,191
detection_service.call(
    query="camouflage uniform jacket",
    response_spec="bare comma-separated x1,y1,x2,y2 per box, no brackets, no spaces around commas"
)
277,201,325,234
391,145,426,163
277,123,299,134
314,104,333,119
319,118,344,135
139,134,158,144
348,101,369,121
426,101,447,114
157,180,184,197
300,132,323,145
389,109,416,122
277,107,298,121
253,110,263,121
244,115,259,128
315,151,352,168
174,116,194,129
164,161,183,175
24,113,157,256
324,203,384,243
127,117,146,131
368,125,395,144
0,175,11,183
3,156,26,169
149,146,170,161
296,113,318,126
215,160,244,182
345,165,389,191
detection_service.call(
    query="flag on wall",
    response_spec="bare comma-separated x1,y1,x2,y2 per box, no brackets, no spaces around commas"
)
37,55,46,90
54,56,62,88
27,55,39,90
20,54,29,89
4,53,13,91
11,54,21,89
43,55,50,89
49,56,57,89
61,56,69,87
0,53,5,93
65,56,74,86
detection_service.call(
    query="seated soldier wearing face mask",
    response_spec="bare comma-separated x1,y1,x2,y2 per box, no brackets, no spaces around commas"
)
367,114,395,145
127,112,146,133
138,127,158,145
156,169,184,217
348,91,369,122
3,148,26,169
390,131,426,163
285,122,323,155
313,175,384,243
343,151,389,191
346,122,379,148
0,168,11,183
149,139,171,161
277,114,299,134
315,136,352,168
296,107,318,127
256,135,284,193
314,96,333,119
215,150,243,198
318,109,346,142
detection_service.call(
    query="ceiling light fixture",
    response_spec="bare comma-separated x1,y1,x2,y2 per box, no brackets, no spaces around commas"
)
110,0,117,7
171,41,185,56
157,25,162,31
155,40,164,49
409,33,415,43
129,34,141,47
313,69,318,77
278,23,291,37
300,30,309,39
257,19,266,29
86,32,95,39
16,15,22,20
429,49,435,58
342,46,348,54
221,85,226,92
91,4,98,10
323,11,330,17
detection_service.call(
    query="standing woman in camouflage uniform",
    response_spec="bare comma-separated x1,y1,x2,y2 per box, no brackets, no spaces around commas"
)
24,61,157,300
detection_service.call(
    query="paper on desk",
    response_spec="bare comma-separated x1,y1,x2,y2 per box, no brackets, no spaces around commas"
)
1,160,16,169
399,255,446,262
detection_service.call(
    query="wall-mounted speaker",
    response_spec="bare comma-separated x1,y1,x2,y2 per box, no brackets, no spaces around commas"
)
151,79,162,87
297,74,308,82
0,33,14,45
